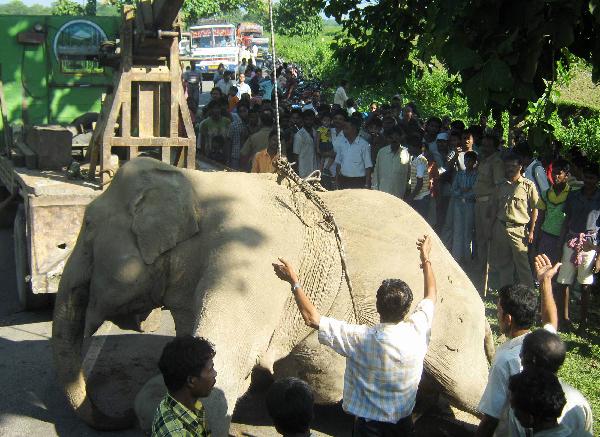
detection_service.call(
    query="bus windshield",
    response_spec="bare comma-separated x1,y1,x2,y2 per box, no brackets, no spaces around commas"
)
191,27,236,49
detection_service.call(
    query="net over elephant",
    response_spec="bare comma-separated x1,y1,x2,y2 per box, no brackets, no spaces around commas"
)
51,157,493,435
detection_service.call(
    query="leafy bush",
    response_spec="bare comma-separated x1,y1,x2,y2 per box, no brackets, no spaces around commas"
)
275,34,337,79
551,112,600,163
349,68,472,121
274,0,323,38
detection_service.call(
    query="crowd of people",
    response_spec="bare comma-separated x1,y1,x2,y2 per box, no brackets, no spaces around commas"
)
164,61,598,437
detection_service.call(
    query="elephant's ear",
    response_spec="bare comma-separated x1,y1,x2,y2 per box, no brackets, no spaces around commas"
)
130,169,200,264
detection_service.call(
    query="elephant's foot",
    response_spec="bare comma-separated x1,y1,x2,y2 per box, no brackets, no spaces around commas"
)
109,308,162,333
135,308,162,333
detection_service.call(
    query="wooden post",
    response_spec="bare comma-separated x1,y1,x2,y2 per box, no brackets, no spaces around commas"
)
87,0,196,186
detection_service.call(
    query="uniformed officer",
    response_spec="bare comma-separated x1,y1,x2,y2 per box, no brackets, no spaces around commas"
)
489,152,541,288
473,133,506,271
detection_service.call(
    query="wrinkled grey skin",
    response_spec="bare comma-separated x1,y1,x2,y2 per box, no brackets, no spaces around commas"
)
52,157,493,435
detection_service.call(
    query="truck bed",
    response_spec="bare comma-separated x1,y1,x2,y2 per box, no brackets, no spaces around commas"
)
0,155,227,295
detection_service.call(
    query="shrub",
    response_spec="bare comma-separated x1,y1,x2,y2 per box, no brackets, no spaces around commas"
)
551,112,600,163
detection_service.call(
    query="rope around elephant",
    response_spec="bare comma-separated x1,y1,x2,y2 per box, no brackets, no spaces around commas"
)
273,158,368,326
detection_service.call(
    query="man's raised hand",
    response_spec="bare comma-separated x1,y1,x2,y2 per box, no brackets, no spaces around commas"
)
272,258,299,285
416,235,432,265
534,254,561,283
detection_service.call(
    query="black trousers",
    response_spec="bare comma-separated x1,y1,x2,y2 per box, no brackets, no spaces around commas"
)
338,174,366,189
353,416,415,437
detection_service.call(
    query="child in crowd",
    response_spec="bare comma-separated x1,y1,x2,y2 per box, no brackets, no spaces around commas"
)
537,159,571,264
317,112,335,175
451,151,478,263
227,86,239,112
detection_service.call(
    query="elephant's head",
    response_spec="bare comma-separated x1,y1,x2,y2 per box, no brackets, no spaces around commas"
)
52,158,202,430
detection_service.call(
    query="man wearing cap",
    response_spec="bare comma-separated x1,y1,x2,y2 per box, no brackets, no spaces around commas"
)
489,152,540,288
474,133,506,274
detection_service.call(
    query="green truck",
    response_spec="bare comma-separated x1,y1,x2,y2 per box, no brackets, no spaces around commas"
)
0,15,119,309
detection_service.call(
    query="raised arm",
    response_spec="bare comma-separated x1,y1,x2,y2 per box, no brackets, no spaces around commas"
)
533,254,560,330
417,235,437,303
273,258,320,329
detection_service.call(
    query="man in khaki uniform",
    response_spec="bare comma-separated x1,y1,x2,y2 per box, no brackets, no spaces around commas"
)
490,153,541,288
473,134,506,271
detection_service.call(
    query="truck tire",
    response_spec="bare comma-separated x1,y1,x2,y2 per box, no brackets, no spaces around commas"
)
14,204,49,310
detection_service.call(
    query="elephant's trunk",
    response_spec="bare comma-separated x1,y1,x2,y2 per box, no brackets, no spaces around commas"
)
52,283,134,430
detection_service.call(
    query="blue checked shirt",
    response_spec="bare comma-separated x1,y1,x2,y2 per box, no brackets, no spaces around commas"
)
318,299,434,423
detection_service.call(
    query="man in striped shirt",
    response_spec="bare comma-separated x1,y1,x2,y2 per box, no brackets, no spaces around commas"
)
273,235,437,436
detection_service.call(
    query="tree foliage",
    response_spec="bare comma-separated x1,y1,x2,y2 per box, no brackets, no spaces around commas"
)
52,0,84,15
319,0,600,116
0,0,51,15
274,0,323,38
85,0,97,15
103,0,267,24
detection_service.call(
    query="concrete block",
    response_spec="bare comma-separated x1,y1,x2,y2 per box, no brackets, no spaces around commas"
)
25,125,72,170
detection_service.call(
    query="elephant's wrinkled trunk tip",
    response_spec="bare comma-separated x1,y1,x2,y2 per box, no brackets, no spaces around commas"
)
52,284,135,431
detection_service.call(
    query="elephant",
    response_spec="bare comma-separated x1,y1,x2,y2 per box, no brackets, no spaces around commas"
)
51,157,494,435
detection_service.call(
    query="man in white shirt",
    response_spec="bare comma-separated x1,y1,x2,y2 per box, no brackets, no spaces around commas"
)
216,70,233,96
235,73,252,99
507,328,594,436
335,118,373,189
508,370,574,436
504,255,594,437
238,58,247,75
272,235,436,437
476,254,560,437
333,80,349,109
327,110,348,184
515,143,550,198
406,141,430,221
293,110,318,178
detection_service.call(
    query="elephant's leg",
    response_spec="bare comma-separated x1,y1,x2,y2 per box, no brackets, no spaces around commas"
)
273,330,345,404
135,308,162,333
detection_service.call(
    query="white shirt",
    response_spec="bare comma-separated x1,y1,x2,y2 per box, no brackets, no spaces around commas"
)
508,380,594,436
335,135,372,178
479,324,558,437
293,127,318,178
524,159,550,197
318,299,434,423
334,86,348,108
410,154,429,200
236,82,251,98
329,128,346,176
373,145,410,198
216,78,232,95
302,103,317,114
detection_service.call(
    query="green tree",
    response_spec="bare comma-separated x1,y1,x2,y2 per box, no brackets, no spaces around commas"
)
103,0,268,24
274,0,322,37
85,0,97,15
320,0,600,116
52,0,84,15
0,0,51,15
